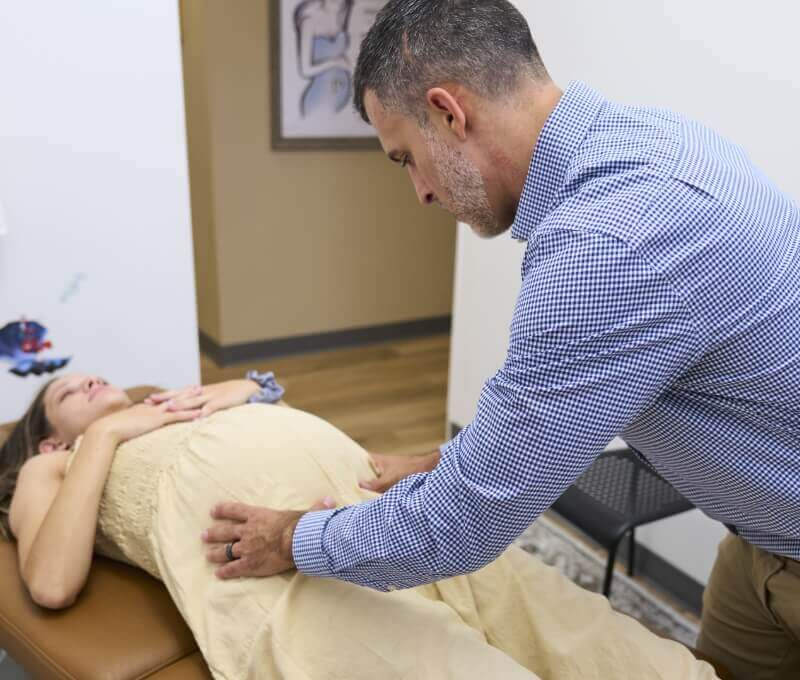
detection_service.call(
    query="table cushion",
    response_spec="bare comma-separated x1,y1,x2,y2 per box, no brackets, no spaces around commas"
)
147,652,213,679
0,540,200,679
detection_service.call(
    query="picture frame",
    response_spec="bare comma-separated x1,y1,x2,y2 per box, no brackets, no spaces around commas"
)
270,0,387,151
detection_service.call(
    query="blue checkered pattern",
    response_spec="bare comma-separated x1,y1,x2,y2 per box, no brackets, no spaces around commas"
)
293,81,800,590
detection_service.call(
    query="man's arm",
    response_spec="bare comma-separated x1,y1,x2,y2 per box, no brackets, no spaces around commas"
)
289,231,705,591
207,231,706,589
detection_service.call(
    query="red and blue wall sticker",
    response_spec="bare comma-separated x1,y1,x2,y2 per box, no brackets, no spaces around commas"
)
0,318,70,377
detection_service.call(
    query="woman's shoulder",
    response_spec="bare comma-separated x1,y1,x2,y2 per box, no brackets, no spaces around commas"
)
9,451,68,536
18,450,70,479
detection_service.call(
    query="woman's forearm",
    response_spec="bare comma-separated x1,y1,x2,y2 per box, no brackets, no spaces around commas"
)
24,426,119,607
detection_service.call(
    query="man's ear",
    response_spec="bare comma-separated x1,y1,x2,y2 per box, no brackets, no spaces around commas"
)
426,87,467,141
38,438,69,455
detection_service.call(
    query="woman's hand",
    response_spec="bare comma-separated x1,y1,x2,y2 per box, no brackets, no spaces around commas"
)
142,384,203,406
145,380,261,419
90,402,203,445
359,451,441,494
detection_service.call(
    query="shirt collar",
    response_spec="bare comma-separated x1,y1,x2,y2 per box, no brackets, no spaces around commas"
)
510,81,606,241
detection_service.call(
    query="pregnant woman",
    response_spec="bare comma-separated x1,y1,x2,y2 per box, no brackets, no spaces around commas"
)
1,372,719,679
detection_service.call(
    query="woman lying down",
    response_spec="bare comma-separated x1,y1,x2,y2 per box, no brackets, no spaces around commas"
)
1,372,719,680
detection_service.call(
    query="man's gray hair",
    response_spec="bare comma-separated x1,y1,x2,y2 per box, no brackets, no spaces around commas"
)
353,0,548,124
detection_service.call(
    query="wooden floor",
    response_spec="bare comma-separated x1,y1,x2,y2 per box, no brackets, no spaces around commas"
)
200,334,451,457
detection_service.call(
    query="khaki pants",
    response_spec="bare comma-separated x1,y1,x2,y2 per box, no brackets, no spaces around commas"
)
697,533,800,680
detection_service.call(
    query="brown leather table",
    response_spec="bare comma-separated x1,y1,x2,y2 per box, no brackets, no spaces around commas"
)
0,540,211,679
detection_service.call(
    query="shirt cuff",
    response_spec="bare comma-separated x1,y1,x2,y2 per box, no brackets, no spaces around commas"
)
292,508,339,577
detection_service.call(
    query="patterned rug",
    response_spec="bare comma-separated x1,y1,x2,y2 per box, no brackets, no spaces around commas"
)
515,513,699,648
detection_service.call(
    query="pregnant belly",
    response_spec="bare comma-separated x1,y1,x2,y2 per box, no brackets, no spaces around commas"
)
172,404,379,511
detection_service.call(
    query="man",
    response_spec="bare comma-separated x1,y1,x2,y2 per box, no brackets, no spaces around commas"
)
203,2,800,677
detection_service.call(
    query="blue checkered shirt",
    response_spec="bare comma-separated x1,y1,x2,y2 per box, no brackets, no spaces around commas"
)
293,81,800,590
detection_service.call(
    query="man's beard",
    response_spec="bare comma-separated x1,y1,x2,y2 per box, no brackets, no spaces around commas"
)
422,127,507,238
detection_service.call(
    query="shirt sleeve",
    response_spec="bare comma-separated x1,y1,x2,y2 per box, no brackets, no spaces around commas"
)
292,230,703,590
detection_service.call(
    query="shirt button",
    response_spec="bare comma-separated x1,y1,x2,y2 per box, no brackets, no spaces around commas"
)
387,586,397,592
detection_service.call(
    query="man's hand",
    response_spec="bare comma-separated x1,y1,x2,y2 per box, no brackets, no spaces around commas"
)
359,451,440,494
202,498,335,579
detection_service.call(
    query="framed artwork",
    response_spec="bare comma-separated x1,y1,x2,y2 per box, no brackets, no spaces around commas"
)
270,0,388,150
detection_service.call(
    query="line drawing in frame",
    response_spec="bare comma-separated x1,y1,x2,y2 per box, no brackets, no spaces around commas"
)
271,0,387,150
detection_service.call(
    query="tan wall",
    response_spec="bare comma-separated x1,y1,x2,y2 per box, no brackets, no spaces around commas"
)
182,0,456,348
180,0,221,341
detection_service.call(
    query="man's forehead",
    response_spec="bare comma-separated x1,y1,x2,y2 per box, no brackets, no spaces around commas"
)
363,90,386,124
364,90,413,153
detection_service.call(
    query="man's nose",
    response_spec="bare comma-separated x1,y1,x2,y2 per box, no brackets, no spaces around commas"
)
409,171,435,207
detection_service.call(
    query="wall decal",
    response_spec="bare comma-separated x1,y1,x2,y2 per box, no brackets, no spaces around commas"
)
60,272,87,304
0,318,71,377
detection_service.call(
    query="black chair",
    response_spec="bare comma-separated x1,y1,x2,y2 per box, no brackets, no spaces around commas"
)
551,447,694,596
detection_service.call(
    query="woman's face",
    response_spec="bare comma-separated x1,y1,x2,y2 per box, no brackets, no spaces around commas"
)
42,374,132,445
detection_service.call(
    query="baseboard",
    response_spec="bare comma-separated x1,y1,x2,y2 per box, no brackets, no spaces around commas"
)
613,531,704,613
449,422,704,614
200,316,451,367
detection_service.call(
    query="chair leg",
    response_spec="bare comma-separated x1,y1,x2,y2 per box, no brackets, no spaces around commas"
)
628,527,636,577
603,541,620,597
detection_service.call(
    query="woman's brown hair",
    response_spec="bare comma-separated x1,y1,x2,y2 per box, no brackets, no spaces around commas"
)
0,379,56,541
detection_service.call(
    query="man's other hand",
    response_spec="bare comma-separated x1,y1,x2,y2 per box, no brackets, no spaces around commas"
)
359,451,440,494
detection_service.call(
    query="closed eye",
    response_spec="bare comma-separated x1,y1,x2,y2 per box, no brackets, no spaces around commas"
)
388,152,411,168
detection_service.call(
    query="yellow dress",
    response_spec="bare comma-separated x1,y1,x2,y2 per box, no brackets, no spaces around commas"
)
66,404,719,680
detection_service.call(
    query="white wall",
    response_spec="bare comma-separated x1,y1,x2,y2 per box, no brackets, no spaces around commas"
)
447,0,799,585
0,1,199,423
